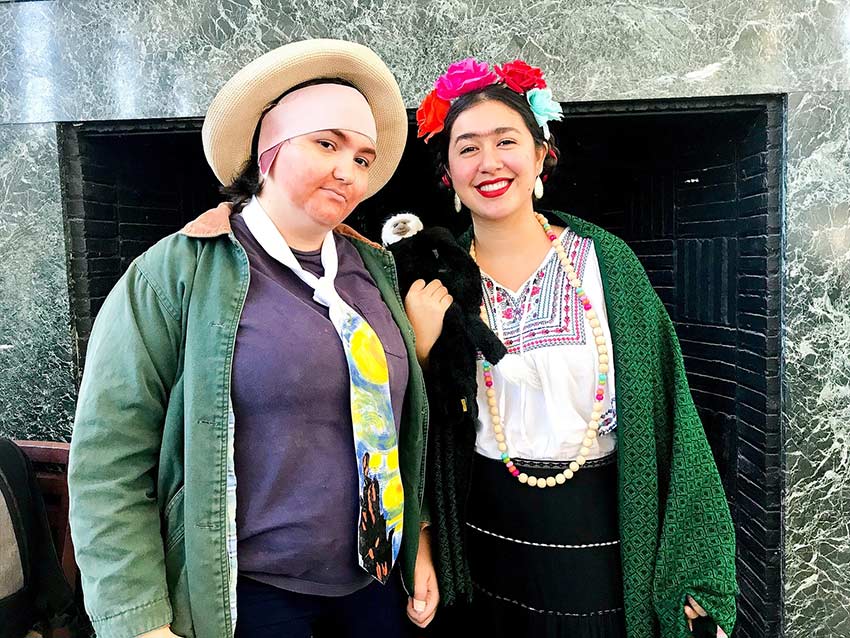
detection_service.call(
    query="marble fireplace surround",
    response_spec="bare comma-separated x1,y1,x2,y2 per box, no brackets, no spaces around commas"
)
1,2,848,638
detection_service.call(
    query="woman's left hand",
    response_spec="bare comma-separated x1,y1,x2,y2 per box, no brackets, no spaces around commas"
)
404,279,452,367
407,526,439,628
684,595,728,637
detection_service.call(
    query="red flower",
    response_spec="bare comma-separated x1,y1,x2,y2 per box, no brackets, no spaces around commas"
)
416,89,451,142
495,60,547,93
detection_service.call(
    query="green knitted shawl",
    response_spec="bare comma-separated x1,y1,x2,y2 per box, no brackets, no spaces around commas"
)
428,211,737,637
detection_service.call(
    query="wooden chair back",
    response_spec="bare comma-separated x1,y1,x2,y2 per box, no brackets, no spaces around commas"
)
15,440,77,638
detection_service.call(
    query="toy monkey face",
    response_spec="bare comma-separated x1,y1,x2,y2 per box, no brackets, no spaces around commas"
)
382,214,483,308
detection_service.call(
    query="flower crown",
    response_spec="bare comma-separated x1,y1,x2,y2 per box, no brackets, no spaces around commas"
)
416,58,563,143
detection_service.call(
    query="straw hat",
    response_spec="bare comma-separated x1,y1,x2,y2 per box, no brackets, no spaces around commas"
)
202,39,407,198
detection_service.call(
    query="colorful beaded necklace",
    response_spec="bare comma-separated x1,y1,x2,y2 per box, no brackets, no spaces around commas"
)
470,213,610,488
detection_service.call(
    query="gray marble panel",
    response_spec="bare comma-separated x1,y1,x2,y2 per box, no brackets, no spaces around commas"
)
2,0,850,124
0,123,75,441
783,90,850,638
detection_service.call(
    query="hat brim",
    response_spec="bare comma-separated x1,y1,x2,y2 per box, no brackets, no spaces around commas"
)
202,39,407,199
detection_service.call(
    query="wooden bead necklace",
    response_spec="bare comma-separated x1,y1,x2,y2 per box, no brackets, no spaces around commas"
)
470,213,610,488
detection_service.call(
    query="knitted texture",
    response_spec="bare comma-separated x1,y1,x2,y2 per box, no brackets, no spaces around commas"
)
428,211,737,637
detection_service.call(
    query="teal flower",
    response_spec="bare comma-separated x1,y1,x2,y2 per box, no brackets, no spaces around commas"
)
526,88,563,139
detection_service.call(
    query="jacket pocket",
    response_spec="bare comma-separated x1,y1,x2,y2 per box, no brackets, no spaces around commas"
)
163,486,195,638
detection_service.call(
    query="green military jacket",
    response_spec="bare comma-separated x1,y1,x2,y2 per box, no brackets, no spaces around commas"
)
69,204,429,638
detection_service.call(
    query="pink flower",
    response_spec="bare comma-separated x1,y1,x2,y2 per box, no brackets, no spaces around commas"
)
434,58,498,100
502,308,514,319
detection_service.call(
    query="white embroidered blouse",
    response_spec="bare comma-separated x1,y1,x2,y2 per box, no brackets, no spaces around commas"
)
474,227,619,462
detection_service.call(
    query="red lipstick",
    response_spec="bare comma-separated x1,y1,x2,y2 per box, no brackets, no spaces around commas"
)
475,178,513,198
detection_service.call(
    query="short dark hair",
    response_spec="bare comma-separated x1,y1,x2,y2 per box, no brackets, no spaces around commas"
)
219,77,359,214
432,83,560,187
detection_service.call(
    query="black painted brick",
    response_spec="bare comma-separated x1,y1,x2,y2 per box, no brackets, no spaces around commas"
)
636,254,672,271
82,201,118,222
738,152,767,179
678,164,736,186
680,339,737,361
737,562,776,613
647,271,674,288
88,276,117,298
739,174,768,198
738,500,781,547
82,161,119,186
689,385,737,413
83,257,121,276
738,349,778,375
118,222,174,242
737,126,776,157
677,182,737,207
118,184,176,208
118,205,178,225
738,215,768,236
682,355,737,381
120,239,156,259
736,385,769,413
738,294,767,315
676,323,738,345
738,193,768,217
678,219,740,238
739,312,768,333
84,220,119,239
70,294,94,320
630,238,675,254
676,201,737,223
739,329,767,352
90,296,107,317
79,237,119,258
83,182,117,204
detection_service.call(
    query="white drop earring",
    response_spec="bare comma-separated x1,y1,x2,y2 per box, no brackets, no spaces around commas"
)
454,191,462,213
534,176,544,199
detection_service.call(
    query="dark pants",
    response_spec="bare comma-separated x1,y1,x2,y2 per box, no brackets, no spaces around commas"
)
234,573,414,638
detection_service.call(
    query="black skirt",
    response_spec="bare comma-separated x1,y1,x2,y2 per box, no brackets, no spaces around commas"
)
458,452,626,638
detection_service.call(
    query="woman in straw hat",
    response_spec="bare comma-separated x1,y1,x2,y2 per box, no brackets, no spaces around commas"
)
69,39,441,638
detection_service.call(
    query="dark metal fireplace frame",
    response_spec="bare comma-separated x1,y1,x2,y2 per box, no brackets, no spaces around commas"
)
57,95,784,638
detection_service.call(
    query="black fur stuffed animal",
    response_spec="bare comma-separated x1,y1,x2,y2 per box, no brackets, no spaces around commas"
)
382,213,507,423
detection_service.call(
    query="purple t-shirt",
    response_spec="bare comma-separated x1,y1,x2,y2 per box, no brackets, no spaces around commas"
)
231,214,409,596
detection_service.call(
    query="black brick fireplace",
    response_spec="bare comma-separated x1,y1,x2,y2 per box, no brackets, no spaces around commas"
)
58,121,220,370
58,95,783,638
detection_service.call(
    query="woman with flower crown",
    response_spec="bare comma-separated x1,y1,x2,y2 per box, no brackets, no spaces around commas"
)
406,59,738,637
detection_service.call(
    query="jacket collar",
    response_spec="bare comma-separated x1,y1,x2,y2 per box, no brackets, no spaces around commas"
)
179,201,383,250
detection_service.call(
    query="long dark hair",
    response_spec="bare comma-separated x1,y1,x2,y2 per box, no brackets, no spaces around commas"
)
432,83,560,187
219,77,359,214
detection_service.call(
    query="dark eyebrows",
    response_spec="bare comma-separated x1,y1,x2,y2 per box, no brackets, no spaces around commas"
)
453,126,522,144
327,128,377,158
